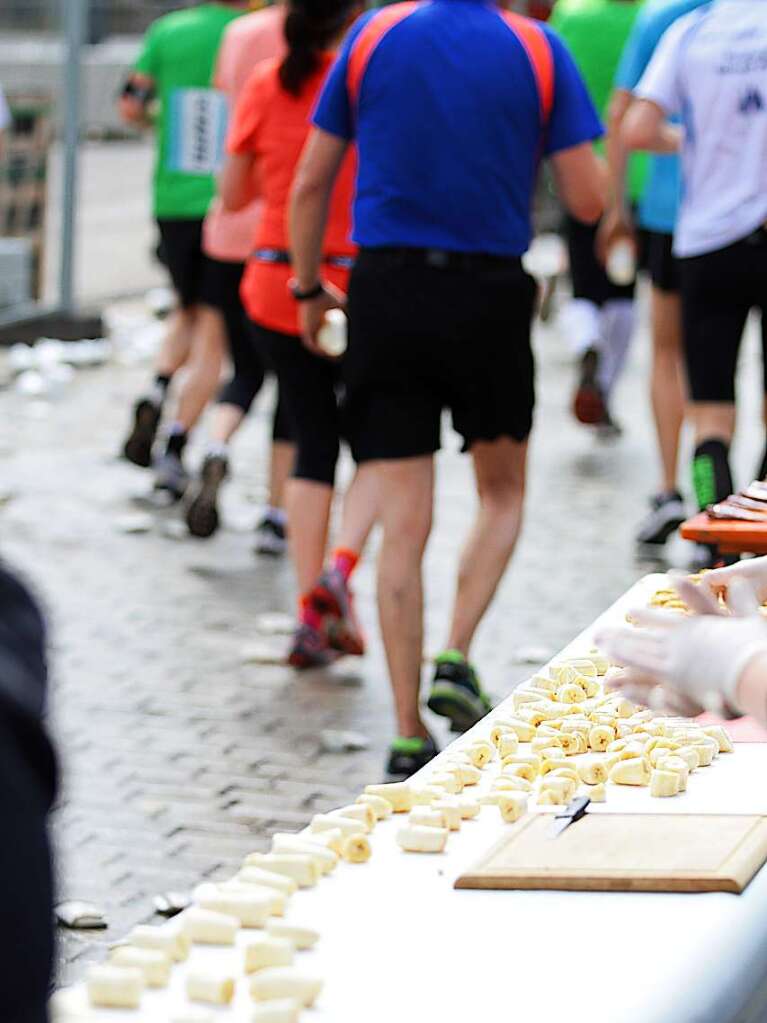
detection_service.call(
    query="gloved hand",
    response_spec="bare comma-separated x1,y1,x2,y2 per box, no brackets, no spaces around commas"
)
595,586,767,710
700,556,767,612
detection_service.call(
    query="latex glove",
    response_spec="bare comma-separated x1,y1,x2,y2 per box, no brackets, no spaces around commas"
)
595,602,767,709
700,556,767,612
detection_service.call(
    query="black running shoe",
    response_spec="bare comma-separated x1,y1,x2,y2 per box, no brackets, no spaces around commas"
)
573,347,606,426
385,733,439,780
636,490,686,547
427,650,492,733
123,397,161,468
254,515,287,556
186,454,229,538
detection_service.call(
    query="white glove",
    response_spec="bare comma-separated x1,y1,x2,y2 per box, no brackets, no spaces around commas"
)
595,602,767,708
700,557,767,612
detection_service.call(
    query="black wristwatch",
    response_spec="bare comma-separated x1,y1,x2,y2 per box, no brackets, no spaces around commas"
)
288,279,325,302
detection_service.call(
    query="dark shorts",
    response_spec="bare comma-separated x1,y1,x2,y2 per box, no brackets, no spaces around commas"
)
344,248,537,462
645,229,679,293
565,215,636,305
679,228,767,403
253,322,342,485
156,218,205,308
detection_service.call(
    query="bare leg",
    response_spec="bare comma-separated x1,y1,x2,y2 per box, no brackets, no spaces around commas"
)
286,479,333,593
209,403,245,445
650,287,686,492
335,463,380,554
376,456,434,738
155,307,196,379
689,403,736,447
446,438,527,656
173,306,227,433
269,440,295,510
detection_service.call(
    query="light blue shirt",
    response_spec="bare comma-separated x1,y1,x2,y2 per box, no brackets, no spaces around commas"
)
615,0,710,233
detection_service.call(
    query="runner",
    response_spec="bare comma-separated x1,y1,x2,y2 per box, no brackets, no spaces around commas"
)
623,0,767,531
220,0,379,668
118,1,249,503
290,0,605,775
599,0,708,553
184,4,296,554
550,0,647,434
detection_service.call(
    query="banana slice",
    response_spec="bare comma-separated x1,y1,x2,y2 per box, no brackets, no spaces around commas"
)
577,759,609,786
454,763,482,786
588,725,615,752
433,799,462,831
539,757,571,776
538,776,576,801
251,999,302,1023
537,788,567,805
246,854,319,889
557,682,588,704
328,804,375,832
309,814,367,841
184,907,239,945
186,969,236,1006
495,775,533,793
87,965,144,1008
674,746,701,771
502,762,537,782
129,921,189,962
194,883,276,927
650,768,681,797
532,734,564,752
585,782,606,802
703,725,734,753
657,755,690,791
267,922,319,950
467,741,494,768
341,834,371,863
429,772,463,795
363,782,413,812
498,793,528,822
396,824,448,853
492,718,536,742
270,836,337,874
455,796,481,819
250,968,323,1007
410,785,445,805
245,937,294,974
409,807,446,828
609,757,651,786
557,733,580,756
497,733,520,758
109,946,170,988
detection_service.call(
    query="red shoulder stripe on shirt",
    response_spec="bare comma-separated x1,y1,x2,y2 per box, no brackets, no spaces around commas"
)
347,2,422,106
499,11,554,124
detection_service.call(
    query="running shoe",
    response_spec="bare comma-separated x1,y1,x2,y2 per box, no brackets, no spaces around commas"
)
636,490,686,547
185,454,228,539
254,514,287,557
385,733,439,780
307,567,365,657
573,347,606,426
152,451,189,504
426,650,492,733
287,623,341,670
596,409,623,440
123,397,161,468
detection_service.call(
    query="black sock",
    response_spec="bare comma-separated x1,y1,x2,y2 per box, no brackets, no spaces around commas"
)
154,373,172,402
692,438,733,510
166,430,187,457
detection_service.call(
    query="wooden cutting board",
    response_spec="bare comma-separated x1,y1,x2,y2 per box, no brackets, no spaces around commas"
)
455,813,767,893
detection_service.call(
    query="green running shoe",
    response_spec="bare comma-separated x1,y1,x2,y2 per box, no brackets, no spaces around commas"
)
385,734,439,780
427,650,492,733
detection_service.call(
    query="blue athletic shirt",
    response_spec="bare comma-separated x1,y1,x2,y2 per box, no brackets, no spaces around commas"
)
614,0,710,234
312,0,603,256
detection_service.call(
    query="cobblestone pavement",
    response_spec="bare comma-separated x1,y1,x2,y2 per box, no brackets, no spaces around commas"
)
2,279,765,986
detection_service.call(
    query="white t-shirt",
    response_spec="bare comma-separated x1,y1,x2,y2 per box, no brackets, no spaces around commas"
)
0,86,10,133
636,0,767,257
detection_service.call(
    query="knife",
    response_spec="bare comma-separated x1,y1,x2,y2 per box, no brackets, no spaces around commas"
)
547,795,591,839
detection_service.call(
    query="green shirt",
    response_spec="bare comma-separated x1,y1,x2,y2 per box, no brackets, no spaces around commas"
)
551,0,647,202
134,3,245,219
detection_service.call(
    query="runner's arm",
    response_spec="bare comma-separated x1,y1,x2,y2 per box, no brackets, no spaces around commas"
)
595,88,636,264
118,72,155,128
622,99,681,154
219,152,261,211
289,128,350,354
549,141,606,224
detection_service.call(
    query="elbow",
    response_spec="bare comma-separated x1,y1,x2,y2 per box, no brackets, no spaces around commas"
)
621,108,654,152
570,194,604,225
221,189,247,213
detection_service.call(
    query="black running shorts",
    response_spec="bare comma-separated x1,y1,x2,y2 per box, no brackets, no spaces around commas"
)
155,218,205,308
344,248,537,462
645,229,679,294
679,228,767,403
565,215,636,305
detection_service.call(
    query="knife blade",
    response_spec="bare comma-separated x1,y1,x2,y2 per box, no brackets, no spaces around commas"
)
547,795,591,839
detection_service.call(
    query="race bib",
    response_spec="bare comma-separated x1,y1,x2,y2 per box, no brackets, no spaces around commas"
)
166,88,229,175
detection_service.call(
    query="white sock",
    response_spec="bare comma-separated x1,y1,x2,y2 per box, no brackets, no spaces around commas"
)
562,298,602,357
206,441,229,460
598,299,636,396
266,506,287,527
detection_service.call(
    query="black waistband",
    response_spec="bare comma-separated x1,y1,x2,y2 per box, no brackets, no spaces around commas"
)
358,246,523,271
251,247,355,269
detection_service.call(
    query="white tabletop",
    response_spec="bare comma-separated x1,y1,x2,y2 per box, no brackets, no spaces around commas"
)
56,575,767,1023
